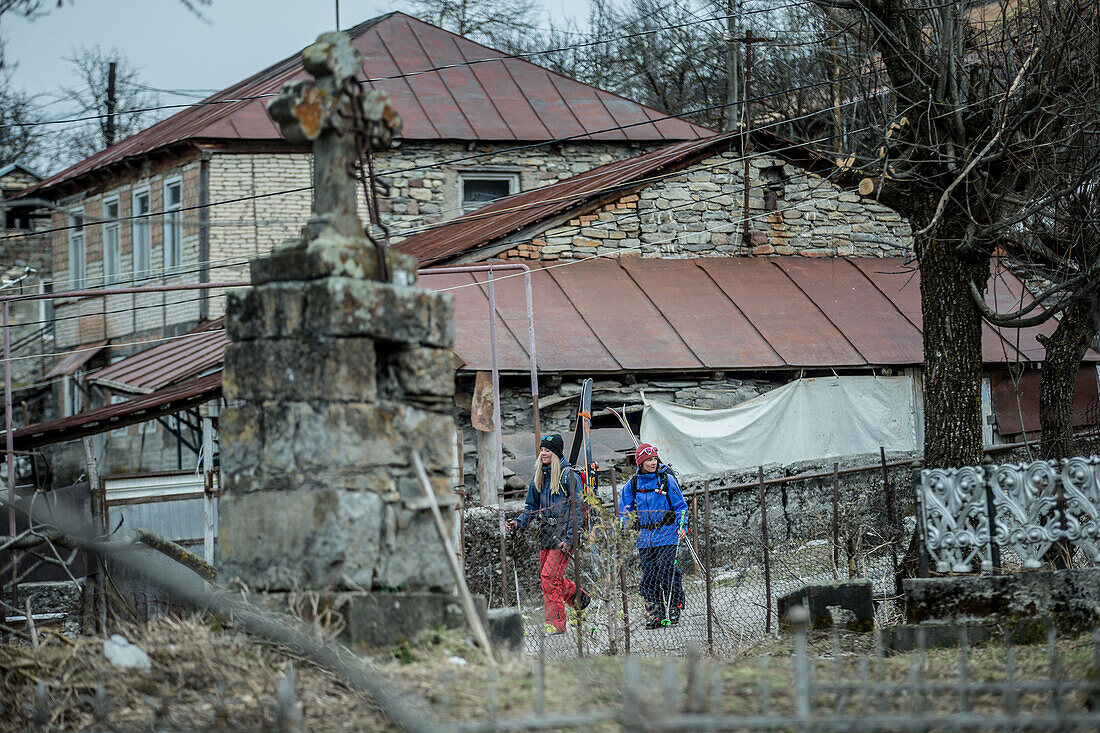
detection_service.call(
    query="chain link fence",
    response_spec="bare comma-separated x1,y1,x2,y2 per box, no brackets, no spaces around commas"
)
463,452,919,658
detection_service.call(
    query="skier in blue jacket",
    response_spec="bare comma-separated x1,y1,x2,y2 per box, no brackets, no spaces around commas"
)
618,443,689,629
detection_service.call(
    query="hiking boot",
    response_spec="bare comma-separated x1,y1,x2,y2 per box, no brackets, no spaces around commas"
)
645,617,664,630
669,607,681,625
544,624,566,636
571,587,591,612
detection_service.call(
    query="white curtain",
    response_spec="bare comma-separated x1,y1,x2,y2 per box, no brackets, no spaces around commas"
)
640,376,918,475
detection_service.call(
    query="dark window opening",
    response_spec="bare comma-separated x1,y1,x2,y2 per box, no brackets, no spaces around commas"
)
462,178,513,210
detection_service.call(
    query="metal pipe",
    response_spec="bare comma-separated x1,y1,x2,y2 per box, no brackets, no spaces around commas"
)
758,465,772,634
419,264,540,452
704,479,713,655
832,461,840,578
4,301,15,606
0,280,250,303
610,467,630,655
486,268,507,605
881,446,900,592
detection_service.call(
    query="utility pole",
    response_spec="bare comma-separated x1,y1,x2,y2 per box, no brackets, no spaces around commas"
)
724,0,741,131
105,61,117,148
734,31,768,242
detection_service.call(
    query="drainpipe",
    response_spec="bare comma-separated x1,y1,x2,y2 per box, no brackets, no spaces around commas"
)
198,149,212,321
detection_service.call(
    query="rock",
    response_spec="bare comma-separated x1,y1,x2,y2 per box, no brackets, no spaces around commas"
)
223,337,377,402
487,607,524,653
103,635,151,672
778,580,875,632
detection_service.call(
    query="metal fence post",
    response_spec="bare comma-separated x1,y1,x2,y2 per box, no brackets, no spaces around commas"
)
832,461,840,578
982,456,1001,573
912,460,928,578
704,479,714,655
759,466,772,634
610,468,630,655
881,446,900,594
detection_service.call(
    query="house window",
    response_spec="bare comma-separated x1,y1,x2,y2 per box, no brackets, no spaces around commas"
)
460,173,517,212
68,208,85,289
163,179,182,273
103,197,121,285
132,188,151,279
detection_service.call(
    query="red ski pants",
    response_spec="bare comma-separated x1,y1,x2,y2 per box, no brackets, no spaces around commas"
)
539,548,577,632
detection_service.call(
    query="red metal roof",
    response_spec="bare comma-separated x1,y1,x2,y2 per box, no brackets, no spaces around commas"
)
417,257,1091,372
12,372,222,451
88,319,225,394
23,12,712,198
44,339,108,380
395,130,831,265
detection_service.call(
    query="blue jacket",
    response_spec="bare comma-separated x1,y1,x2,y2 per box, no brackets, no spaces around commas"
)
515,460,583,549
617,464,688,548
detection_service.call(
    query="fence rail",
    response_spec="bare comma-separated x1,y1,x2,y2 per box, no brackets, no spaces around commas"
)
919,456,1100,573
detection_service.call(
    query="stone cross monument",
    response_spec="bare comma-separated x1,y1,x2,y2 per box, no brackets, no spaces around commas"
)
218,33,461,637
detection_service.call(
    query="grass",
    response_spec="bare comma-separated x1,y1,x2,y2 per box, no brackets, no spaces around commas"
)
1,615,1097,730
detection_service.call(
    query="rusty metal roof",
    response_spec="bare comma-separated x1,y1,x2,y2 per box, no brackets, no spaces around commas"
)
396,130,827,266
12,372,222,451
417,257,1094,372
22,12,712,198
88,319,225,394
44,339,108,380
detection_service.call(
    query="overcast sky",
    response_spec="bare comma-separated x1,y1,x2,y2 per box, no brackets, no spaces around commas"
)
6,0,585,111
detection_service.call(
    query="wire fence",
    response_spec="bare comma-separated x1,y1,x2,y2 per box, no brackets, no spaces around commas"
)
470,451,1100,659
465,455,913,658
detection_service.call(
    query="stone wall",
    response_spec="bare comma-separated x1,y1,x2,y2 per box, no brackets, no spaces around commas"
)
496,151,913,261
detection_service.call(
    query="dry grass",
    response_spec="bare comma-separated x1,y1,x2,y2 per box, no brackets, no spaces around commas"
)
1,615,1097,731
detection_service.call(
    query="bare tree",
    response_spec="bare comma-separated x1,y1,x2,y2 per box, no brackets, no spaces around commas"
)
807,0,1100,468
52,46,160,167
0,42,44,168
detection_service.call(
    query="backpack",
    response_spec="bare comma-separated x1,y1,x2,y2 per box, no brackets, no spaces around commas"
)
628,467,678,530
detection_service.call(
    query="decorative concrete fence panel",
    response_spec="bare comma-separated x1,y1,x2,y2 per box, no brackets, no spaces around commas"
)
919,456,1100,572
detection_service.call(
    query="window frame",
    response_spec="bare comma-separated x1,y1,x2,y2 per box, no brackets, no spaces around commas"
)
459,172,519,212
102,196,121,285
68,207,86,290
132,187,151,280
163,177,183,273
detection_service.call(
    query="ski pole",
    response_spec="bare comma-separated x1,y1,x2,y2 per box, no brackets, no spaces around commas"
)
664,512,688,625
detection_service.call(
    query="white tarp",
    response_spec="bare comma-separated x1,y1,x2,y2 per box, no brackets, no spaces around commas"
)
640,376,918,475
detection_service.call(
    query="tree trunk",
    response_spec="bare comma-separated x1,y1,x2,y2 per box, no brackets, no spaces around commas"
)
916,228,989,468
1038,296,1097,460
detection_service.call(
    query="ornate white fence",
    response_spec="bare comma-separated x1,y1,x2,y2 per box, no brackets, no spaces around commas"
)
918,456,1100,572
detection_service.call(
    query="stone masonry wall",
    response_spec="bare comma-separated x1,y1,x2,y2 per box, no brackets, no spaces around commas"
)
497,150,913,261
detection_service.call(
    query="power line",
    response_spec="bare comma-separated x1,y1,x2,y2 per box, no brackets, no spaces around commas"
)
1,75,879,244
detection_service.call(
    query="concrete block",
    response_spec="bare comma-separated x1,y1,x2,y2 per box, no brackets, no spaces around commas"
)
250,232,419,286
488,607,524,653
903,568,1100,631
778,580,875,631
223,337,377,402
341,592,488,647
219,488,384,590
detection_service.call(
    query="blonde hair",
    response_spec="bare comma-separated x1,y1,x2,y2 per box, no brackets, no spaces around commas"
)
532,451,564,494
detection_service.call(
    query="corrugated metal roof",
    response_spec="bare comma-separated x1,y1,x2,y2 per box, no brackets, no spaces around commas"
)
12,371,221,451
44,339,108,379
22,13,712,198
395,130,835,265
89,319,226,394
416,257,1093,372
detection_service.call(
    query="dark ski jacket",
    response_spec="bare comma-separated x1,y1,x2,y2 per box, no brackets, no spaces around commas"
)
617,463,689,549
515,460,583,549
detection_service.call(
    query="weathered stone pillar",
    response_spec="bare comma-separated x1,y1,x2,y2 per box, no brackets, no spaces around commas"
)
217,32,458,614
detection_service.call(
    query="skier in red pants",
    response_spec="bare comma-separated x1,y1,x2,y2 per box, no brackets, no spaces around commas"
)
507,434,590,635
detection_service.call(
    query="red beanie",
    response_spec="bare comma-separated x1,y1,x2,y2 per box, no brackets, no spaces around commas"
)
635,443,658,466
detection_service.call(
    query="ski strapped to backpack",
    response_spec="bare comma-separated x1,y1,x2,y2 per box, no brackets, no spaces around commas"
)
628,469,679,530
